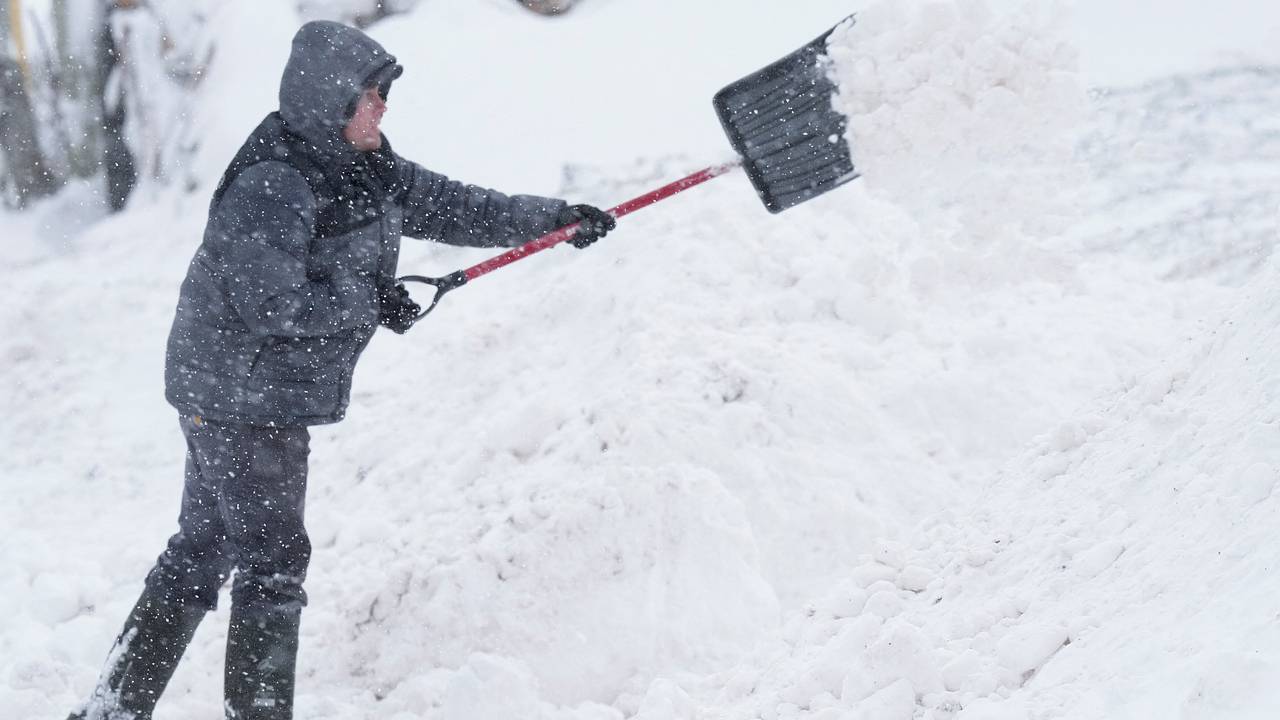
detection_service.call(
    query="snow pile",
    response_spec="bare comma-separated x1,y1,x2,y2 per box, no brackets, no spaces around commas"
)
656,256,1278,719
827,1,1086,235
286,173,1200,717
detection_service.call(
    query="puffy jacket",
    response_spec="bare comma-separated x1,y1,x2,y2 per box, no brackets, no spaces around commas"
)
164,21,567,426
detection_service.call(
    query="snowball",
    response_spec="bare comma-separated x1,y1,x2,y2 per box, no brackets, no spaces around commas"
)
1236,462,1277,505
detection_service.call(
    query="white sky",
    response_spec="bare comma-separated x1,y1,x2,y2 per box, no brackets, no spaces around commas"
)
1062,0,1279,85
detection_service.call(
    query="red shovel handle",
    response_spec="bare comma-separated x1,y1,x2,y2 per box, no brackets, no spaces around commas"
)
397,161,741,325
463,161,741,282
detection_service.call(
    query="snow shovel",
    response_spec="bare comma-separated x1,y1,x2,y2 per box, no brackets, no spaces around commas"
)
400,16,858,323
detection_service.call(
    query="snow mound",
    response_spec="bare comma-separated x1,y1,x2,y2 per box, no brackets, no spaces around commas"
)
656,255,1280,719
827,0,1086,235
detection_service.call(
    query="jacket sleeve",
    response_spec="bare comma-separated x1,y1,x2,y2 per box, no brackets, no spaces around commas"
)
214,162,375,338
397,158,568,248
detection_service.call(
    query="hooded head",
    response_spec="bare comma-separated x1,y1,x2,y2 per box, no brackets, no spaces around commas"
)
278,21,403,156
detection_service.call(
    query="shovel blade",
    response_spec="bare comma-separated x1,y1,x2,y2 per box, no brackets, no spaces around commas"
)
714,18,858,213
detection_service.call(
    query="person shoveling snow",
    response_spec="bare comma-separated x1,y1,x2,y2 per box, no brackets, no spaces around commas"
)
64,20,615,720
64,10,870,718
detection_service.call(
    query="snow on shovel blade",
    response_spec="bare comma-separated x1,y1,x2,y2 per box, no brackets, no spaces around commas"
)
714,18,858,214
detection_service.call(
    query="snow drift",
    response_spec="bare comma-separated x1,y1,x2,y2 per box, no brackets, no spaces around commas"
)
646,255,1280,719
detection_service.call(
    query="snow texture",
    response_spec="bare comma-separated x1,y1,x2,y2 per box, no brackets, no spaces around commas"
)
2,0,1278,718
828,1,1086,237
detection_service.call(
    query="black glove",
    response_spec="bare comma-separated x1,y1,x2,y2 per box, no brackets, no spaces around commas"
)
558,203,617,249
377,282,421,334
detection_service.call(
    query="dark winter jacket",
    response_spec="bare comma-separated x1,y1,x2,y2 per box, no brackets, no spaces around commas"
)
165,21,567,426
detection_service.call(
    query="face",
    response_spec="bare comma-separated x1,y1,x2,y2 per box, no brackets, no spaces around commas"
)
343,86,386,151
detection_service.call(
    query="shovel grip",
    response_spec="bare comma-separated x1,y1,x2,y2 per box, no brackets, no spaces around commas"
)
398,270,468,322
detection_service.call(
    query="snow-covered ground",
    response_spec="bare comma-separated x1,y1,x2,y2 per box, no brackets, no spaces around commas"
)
2,1,1278,718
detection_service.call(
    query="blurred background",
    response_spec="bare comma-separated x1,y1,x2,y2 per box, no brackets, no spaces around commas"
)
1,0,1277,218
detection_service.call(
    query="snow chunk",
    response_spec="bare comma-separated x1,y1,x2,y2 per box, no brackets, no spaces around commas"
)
1236,462,1277,505
440,654,543,720
842,622,944,702
995,624,1068,677
633,679,696,720
826,1,1085,234
847,678,915,720
1069,541,1125,581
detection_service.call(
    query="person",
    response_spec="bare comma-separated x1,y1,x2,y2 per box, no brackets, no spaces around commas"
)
518,0,577,15
67,20,615,720
99,3,136,212
0,55,59,207
103,0,178,205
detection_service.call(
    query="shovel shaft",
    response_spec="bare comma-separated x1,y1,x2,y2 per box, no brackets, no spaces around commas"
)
607,161,742,220
462,161,740,282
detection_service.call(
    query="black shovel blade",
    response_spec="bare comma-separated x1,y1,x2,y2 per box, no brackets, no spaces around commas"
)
714,18,858,214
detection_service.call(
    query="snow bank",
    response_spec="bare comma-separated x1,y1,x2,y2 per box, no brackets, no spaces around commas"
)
266,1,1210,712
668,253,1278,718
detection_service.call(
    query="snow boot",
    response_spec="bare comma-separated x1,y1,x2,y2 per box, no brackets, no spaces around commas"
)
224,603,302,719
67,583,207,720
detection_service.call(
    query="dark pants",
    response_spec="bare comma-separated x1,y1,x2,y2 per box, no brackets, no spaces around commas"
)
75,416,311,720
146,415,312,612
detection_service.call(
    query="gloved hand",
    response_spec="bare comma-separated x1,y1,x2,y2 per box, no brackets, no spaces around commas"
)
377,282,421,334
558,204,617,249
